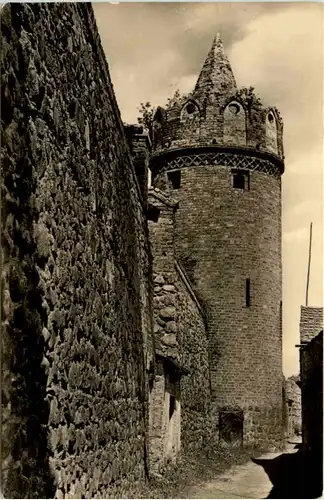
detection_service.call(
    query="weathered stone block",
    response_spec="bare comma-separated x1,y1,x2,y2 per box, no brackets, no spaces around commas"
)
165,321,177,333
160,333,177,347
160,306,176,319
154,274,165,285
162,284,176,292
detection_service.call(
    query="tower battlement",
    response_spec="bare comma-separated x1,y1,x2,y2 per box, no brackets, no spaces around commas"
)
152,36,284,166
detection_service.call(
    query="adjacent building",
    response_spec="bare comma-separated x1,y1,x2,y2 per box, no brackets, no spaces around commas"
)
299,306,323,454
298,306,323,497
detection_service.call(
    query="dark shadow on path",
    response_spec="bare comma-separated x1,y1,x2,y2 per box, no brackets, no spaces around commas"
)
252,448,323,499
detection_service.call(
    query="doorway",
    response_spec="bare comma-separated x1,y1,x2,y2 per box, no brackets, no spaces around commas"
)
219,409,244,447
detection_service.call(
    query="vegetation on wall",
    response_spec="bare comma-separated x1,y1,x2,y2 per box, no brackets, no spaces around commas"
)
165,89,189,110
137,102,154,140
235,87,263,121
137,87,282,139
136,90,189,139
235,87,283,126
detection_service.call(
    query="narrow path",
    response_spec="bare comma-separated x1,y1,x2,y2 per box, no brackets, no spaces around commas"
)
184,447,298,499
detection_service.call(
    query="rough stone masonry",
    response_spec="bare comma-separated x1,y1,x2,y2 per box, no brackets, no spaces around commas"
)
1,4,154,498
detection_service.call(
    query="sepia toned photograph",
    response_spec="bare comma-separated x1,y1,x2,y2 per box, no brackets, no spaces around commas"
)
0,2,323,499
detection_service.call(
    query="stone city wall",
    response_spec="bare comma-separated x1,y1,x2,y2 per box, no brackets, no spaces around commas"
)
1,3,153,498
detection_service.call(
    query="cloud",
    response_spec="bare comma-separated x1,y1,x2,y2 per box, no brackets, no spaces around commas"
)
283,227,309,243
93,2,302,121
229,3,323,162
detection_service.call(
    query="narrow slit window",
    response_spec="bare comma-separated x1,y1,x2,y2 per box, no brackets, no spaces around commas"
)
245,278,251,307
167,170,181,189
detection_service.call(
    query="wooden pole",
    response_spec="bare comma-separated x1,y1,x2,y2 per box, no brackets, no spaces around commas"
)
305,222,313,306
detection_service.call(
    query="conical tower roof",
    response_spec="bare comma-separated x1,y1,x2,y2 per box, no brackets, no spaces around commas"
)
194,34,237,100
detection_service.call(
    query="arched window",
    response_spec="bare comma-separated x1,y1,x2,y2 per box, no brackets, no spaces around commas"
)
223,101,246,146
180,100,200,123
265,111,278,154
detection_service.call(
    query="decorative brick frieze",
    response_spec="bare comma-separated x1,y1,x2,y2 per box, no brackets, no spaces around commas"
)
151,146,284,180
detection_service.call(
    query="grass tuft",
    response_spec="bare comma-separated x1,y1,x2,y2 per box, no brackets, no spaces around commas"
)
127,443,267,498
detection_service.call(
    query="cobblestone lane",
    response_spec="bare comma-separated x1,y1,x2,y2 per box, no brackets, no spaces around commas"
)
185,445,299,499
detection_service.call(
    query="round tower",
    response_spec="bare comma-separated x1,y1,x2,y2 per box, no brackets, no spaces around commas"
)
150,35,285,447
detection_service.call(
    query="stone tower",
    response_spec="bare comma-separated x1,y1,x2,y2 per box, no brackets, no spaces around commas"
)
150,35,285,447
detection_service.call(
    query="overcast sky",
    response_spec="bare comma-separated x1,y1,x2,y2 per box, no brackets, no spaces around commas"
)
94,2,323,377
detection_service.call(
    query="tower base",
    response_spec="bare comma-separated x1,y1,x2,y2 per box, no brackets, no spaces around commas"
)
211,403,284,450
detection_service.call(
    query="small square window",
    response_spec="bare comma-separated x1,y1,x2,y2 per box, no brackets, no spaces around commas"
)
147,206,160,223
233,173,245,189
232,170,250,190
167,170,181,189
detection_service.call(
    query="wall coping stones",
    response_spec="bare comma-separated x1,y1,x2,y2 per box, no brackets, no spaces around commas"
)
175,260,204,316
82,4,147,210
124,123,152,150
148,187,178,208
